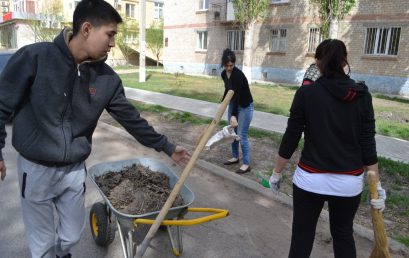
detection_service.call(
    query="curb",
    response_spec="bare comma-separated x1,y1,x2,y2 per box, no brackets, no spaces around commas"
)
97,121,409,256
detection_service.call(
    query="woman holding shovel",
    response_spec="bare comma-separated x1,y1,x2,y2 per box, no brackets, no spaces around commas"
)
220,48,254,174
269,39,387,258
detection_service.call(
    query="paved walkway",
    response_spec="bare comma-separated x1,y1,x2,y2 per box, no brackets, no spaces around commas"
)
124,88,409,164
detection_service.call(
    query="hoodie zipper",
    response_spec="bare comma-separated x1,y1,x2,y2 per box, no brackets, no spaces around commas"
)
61,66,79,161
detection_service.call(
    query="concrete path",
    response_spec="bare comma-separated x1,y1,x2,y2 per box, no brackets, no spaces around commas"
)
124,88,409,164
1,123,407,258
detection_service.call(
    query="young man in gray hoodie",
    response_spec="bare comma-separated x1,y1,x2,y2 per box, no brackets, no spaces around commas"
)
0,1,190,257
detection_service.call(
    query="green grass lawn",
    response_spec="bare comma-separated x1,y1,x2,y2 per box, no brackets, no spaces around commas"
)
118,70,409,141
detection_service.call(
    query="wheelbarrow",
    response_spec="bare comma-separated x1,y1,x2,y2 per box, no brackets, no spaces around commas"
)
88,157,229,258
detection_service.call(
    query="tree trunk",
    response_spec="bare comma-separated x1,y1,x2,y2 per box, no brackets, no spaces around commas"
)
242,22,255,84
329,19,339,39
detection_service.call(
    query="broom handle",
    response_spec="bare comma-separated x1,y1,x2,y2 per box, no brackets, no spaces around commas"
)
135,90,234,258
368,171,391,258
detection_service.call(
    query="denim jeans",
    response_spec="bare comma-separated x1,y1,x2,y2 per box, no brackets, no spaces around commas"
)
228,102,254,165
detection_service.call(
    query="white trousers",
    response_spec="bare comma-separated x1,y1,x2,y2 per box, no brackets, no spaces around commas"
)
17,155,86,258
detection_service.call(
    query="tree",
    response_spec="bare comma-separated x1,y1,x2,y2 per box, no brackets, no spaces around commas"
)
309,0,357,39
232,0,270,83
146,21,163,67
117,17,139,63
27,0,63,42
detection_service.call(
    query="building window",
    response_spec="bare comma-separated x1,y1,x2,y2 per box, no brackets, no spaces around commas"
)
13,0,36,13
199,0,209,10
270,28,287,52
126,3,135,18
197,31,208,50
364,27,401,56
307,27,321,53
125,33,138,44
227,30,245,51
154,2,163,20
271,0,290,3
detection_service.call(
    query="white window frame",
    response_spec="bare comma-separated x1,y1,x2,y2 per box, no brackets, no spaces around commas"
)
270,28,287,52
199,0,209,10
227,30,245,51
13,0,37,13
197,31,208,50
271,0,290,4
307,27,321,53
125,33,138,44
154,2,163,20
126,3,135,18
364,26,401,56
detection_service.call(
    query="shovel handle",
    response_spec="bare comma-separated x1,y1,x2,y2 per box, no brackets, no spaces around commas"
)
135,90,234,258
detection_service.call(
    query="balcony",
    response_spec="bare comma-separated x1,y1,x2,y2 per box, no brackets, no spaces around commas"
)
209,2,235,22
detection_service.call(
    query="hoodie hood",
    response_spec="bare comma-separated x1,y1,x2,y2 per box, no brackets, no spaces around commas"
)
53,27,107,65
317,75,368,102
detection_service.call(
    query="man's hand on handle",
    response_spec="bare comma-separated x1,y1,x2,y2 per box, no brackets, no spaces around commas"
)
171,146,191,167
0,160,6,181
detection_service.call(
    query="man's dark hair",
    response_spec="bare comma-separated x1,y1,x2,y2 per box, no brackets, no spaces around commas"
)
73,0,123,35
221,48,236,66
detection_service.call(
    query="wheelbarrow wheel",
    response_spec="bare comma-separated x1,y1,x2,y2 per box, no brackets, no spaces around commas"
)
90,202,115,246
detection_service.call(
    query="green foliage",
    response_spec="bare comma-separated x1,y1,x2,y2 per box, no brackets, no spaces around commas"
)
25,0,64,42
394,236,409,246
378,156,409,179
146,21,164,66
309,0,356,38
117,17,139,60
232,0,270,29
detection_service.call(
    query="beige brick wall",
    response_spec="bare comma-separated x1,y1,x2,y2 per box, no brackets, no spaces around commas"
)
164,0,409,89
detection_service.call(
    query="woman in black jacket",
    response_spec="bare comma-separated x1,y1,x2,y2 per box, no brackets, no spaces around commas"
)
220,49,254,174
269,39,386,258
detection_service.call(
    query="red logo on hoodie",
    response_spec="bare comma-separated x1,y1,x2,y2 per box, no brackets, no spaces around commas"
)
89,87,96,96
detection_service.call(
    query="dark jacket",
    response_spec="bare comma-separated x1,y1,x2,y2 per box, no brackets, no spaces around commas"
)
0,28,174,163
279,74,377,175
221,66,253,116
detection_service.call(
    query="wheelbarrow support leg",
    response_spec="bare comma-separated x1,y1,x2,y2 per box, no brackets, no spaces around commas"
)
167,225,183,256
116,219,129,258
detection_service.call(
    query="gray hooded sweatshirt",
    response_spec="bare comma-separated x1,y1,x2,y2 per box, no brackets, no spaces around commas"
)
0,28,175,163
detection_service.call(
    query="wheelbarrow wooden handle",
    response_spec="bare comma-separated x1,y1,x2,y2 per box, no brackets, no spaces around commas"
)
368,171,391,258
135,90,234,258
134,207,229,226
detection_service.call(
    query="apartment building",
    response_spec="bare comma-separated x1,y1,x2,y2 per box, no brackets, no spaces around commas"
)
0,0,164,64
163,0,409,96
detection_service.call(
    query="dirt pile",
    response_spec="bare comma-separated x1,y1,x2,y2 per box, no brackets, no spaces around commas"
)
95,164,184,215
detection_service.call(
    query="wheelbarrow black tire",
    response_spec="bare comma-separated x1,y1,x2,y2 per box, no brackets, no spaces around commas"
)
90,202,115,246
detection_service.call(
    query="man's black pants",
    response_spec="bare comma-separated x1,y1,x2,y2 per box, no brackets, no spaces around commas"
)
289,184,361,258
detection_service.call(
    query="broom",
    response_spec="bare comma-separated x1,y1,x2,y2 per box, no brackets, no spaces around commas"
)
367,171,391,258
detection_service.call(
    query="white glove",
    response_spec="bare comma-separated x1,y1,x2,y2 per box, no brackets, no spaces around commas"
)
370,182,386,212
205,125,240,150
269,171,281,191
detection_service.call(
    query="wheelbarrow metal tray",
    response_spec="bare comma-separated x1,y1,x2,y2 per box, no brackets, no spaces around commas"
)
88,158,195,229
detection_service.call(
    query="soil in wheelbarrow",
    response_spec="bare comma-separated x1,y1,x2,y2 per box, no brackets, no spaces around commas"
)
95,164,184,215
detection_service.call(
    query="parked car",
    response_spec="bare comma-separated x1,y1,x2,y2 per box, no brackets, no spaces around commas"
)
0,49,17,123
0,49,15,71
